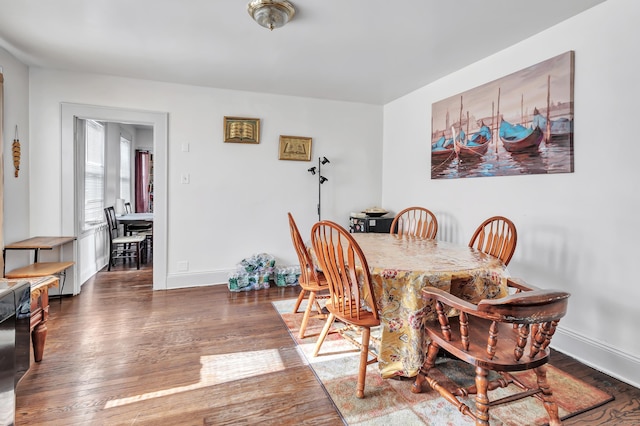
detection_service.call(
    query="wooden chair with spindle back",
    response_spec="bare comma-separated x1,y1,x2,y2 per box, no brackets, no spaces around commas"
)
390,206,438,239
287,213,330,339
469,216,517,265
411,277,570,426
310,220,380,399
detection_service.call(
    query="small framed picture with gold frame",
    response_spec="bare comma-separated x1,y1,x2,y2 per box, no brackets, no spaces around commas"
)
224,116,260,144
278,136,312,161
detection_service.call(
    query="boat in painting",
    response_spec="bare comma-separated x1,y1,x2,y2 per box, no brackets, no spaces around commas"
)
531,110,573,139
455,124,491,158
431,134,455,161
499,119,544,152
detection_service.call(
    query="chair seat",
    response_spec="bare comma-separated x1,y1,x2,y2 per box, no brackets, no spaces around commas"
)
427,315,550,372
127,222,153,231
298,272,330,293
113,235,146,244
326,300,380,328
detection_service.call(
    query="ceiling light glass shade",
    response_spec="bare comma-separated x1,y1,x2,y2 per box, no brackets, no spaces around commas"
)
248,0,295,31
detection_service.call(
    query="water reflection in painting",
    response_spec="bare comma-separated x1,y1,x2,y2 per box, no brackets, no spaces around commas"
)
432,134,573,179
431,51,574,180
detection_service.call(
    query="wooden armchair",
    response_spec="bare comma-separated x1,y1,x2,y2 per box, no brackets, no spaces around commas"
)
469,216,517,265
390,206,438,239
287,213,330,339
411,277,570,426
311,220,380,398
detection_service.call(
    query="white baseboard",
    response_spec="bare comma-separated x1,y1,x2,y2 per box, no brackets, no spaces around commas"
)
166,270,229,289
553,325,640,389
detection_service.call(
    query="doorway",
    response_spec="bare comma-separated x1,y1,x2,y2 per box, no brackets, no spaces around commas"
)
61,103,168,292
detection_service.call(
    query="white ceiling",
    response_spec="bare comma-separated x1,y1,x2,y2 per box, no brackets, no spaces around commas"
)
0,0,606,105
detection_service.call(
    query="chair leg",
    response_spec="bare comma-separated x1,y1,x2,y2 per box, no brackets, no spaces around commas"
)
298,291,316,339
474,366,491,426
411,341,440,393
534,365,562,426
136,242,141,269
356,326,371,399
313,313,335,357
293,288,306,313
108,242,113,271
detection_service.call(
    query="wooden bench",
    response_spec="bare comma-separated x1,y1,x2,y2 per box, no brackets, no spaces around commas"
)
6,261,74,297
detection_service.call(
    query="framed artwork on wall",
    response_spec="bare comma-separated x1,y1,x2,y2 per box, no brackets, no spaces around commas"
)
431,51,574,180
278,135,312,161
224,116,260,144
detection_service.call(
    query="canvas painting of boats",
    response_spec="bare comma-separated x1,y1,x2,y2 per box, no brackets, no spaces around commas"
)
431,51,574,179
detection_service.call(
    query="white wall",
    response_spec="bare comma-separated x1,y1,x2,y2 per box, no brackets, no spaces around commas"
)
382,0,640,387
0,47,31,272
27,69,383,289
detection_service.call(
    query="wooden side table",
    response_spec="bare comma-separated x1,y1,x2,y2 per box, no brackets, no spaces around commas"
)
3,236,76,299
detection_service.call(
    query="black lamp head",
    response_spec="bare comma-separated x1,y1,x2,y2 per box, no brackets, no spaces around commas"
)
307,167,317,175
320,157,330,165
319,176,328,184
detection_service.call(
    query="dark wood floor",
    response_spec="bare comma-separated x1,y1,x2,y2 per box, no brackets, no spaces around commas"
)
15,262,640,425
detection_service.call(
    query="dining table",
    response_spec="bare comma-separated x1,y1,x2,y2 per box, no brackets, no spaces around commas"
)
116,212,153,234
345,233,509,379
116,212,153,224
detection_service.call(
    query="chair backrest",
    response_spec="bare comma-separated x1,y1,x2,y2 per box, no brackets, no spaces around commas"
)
390,207,438,239
104,206,120,239
124,202,133,214
310,220,379,324
474,289,569,361
468,216,517,265
287,213,323,288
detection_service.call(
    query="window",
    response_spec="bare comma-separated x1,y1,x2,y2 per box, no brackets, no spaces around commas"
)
84,119,105,229
120,136,131,202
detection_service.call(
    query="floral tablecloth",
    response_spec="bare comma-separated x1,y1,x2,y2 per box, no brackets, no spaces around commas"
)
351,233,508,379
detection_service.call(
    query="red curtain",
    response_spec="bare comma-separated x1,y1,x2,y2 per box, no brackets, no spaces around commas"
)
135,150,151,212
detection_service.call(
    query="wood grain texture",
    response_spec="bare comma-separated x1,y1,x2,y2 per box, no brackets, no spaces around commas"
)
15,261,640,425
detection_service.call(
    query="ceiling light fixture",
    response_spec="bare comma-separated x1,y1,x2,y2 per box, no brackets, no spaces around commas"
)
247,0,295,31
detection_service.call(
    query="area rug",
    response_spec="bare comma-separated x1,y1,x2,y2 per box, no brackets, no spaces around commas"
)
273,298,614,425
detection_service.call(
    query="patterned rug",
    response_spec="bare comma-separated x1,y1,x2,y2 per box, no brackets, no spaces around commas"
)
273,298,614,425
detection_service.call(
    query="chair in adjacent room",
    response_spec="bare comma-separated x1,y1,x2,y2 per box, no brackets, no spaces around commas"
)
288,212,330,339
390,206,438,239
411,277,570,426
123,201,153,256
469,216,517,265
311,220,380,399
104,206,147,271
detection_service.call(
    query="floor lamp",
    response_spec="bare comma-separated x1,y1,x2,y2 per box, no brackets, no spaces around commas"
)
307,156,330,221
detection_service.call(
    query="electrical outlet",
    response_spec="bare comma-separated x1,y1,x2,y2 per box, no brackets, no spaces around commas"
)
177,261,189,272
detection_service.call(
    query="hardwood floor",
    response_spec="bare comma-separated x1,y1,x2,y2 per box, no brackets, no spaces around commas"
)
15,263,640,425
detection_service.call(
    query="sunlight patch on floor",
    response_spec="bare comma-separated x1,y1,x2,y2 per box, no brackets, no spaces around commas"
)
105,349,286,408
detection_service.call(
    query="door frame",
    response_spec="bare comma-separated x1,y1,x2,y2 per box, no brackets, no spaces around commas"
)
61,103,168,291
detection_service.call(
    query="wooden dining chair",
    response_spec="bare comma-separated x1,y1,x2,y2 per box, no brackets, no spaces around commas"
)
310,220,380,399
469,216,517,265
390,206,438,239
287,213,330,339
104,206,147,271
411,277,570,426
